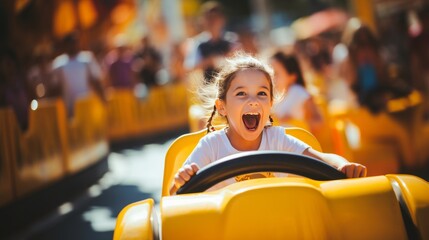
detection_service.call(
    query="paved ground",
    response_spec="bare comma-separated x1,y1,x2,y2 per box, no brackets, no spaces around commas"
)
10,136,176,240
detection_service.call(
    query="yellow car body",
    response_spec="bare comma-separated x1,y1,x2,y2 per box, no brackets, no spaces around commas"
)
113,128,429,240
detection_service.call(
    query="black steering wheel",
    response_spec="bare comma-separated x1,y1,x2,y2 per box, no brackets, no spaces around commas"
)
176,151,347,194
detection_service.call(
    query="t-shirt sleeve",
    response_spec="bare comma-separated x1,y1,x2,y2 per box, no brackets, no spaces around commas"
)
183,136,213,169
275,127,310,154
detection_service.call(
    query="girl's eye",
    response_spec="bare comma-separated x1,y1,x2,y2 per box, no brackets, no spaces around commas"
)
258,91,268,96
236,92,246,96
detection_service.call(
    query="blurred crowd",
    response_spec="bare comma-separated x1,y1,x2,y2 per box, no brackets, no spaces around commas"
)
1,0,429,135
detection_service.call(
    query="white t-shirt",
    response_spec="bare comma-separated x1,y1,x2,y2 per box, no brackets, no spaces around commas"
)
272,84,310,120
52,51,102,116
183,126,310,190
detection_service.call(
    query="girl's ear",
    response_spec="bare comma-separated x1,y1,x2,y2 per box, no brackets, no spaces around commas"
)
215,99,226,116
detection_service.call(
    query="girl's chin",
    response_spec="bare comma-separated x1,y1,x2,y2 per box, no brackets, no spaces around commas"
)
241,126,263,137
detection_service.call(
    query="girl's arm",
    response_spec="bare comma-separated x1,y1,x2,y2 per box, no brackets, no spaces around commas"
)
303,148,367,178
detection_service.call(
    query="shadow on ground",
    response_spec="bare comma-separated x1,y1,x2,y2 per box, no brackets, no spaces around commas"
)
29,185,152,240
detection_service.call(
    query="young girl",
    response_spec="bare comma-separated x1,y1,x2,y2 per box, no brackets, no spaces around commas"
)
270,51,323,133
170,52,366,195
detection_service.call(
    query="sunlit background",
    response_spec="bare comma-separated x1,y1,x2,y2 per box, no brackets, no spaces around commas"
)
1,0,429,239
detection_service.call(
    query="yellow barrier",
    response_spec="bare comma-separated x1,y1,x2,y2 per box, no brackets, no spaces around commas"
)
106,89,140,140
0,92,111,211
325,89,429,175
65,94,109,174
145,87,170,130
0,95,112,237
163,84,189,125
157,84,189,130
0,108,15,206
389,95,429,168
107,83,189,141
340,108,415,175
13,99,66,197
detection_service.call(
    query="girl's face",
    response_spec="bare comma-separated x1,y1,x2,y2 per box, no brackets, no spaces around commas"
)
271,59,296,91
216,69,273,143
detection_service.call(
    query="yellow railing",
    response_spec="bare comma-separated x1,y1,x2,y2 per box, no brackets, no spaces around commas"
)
106,83,189,141
0,108,15,206
0,95,109,205
0,83,190,206
329,90,429,175
65,94,109,174
15,98,66,198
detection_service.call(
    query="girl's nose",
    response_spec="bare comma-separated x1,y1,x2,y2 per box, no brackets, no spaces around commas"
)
248,97,259,106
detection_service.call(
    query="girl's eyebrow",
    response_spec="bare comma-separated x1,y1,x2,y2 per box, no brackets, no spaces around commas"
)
232,85,270,91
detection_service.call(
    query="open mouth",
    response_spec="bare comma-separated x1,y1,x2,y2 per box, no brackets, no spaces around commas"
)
242,113,260,131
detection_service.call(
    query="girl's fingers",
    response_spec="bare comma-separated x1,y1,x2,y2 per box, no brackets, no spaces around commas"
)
184,165,195,176
358,165,367,177
363,166,367,177
178,168,192,181
174,174,185,188
340,165,347,176
352,164,366,178
190,163,200,173
341,163,367,178
347,165,356,178
174,164,200,189
341,164,352,178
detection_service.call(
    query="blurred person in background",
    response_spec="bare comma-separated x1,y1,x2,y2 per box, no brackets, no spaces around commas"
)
294,37,331,98
296,35,360,112
340,22,411,114
0,50,30,130
52,31,106,118
105,35,136,90
351,25,388,110
236,28,259,56
183,1,239,83
328,38,360,110
133,35,166,88
182,1,240,132
270,51,323,134
26,39,59,100
169,42,186,84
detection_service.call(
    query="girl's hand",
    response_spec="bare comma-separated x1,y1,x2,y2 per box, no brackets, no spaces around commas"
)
338,163,367,178
170,163,199,195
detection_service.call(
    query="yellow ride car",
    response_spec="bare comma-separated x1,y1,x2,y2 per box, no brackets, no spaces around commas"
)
113,128,429,240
